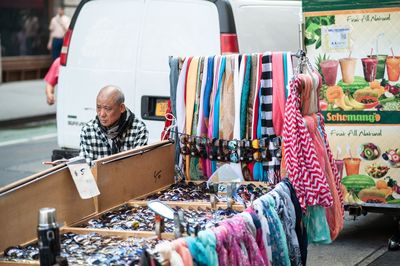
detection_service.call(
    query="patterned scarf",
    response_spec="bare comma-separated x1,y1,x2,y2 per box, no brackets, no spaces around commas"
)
97,108,134,154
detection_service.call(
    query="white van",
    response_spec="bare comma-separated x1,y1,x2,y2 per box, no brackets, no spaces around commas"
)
54,0,301,159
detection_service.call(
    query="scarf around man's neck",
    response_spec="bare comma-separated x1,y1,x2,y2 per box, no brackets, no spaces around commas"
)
97,108,134,154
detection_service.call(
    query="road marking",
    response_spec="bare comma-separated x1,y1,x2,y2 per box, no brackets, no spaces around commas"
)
0,133,57,147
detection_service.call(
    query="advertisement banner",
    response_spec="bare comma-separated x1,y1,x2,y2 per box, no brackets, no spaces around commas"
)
303,1,400,205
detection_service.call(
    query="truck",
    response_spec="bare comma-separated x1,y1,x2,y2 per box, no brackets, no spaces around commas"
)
53,0,302,160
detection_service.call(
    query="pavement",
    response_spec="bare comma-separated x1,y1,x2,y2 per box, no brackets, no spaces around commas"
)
0,80,56,126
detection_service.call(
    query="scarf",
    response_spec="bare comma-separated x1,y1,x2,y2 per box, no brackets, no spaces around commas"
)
97,108,134,154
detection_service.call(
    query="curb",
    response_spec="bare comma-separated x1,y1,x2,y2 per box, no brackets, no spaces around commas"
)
0,114,56,128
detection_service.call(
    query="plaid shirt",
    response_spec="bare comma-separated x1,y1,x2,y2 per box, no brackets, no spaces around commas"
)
79,114,148,166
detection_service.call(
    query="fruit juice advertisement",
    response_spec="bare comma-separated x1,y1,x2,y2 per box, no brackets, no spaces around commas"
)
303,1,400,205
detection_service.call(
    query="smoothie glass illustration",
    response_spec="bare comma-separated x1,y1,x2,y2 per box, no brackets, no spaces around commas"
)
368,55,387,79
361,57,378,82
339,58,357,84
334,159,344,179
344,158,361,176
320,60,339,86
386,56,400,82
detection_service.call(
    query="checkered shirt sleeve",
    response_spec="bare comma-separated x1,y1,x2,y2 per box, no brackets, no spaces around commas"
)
79,116,149,166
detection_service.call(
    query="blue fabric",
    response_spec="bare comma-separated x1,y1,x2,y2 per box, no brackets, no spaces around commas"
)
203,57,215,119
197,230,218,266
240,55,252,139
185,236,209,266
283,53,289,100
260,195,291,266
211,56,226,173
257,88,269,181
253,162,263,181
304,205,332,244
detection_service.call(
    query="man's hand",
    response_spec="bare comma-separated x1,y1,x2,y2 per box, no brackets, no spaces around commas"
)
42,159,69,166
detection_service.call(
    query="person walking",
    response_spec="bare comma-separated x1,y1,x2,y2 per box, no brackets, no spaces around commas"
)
47,7,70,60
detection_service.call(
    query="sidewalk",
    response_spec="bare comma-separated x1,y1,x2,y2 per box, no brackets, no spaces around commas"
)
0,80,56,126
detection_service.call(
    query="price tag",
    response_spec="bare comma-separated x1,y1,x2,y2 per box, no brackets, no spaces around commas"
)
67,157,100,199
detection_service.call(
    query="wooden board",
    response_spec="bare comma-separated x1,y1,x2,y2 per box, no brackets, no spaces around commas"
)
0,166,96,253
93,141,175,213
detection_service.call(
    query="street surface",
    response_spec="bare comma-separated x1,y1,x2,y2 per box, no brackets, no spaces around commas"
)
0,120,398,265
0,119,57,187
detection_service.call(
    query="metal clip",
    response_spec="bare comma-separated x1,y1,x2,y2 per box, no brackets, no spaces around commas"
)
226,183,236,209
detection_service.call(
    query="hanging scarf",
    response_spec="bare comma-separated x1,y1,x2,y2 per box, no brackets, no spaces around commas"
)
197,229,218,266
185,236,209,266
97,108,134,154
283,76,333,210
260,53,281,183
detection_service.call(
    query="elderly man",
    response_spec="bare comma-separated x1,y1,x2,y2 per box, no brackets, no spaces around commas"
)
79,85,148,166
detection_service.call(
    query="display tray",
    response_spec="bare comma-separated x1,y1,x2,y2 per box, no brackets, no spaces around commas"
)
0,141,176,254
71,200,243,233
137,180,271,204
0,227,173,266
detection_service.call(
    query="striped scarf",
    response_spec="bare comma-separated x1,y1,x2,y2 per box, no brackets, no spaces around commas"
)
260,53,281,183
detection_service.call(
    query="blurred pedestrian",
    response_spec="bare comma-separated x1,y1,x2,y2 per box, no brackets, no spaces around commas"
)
79,86,148,166
44,57,60,105
47,7,70,60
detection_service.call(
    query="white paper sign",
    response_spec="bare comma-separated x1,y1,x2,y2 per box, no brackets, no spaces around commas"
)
322,26,351,50
67,157,100,199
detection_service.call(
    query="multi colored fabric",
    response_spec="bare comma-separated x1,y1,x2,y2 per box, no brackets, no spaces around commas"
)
272,183,303,266
282,178,308,265
259,195,290,266
189,58,205,180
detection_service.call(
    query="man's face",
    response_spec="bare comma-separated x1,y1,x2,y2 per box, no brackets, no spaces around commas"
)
96,95,125,127
58,8,64,16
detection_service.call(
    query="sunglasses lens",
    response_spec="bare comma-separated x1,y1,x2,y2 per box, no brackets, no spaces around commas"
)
252,139,260,149
272,136,282,148
227,140,238,151
275,148,282,159
230,152,239,163
253,151,262,162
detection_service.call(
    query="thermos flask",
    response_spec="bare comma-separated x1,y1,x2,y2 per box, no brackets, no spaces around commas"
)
37,207,61,266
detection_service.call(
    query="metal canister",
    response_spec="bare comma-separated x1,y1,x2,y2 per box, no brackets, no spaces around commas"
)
37,207,61,266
